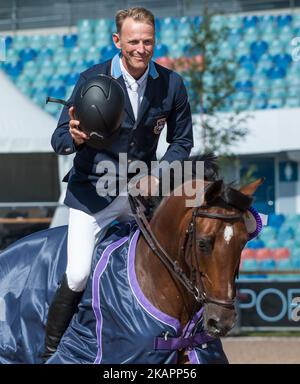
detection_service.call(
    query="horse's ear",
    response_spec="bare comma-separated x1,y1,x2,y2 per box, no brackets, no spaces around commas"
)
239,177,265,197
204,180,223,204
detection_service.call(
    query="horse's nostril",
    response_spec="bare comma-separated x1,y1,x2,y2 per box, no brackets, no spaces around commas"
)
207,318,220,332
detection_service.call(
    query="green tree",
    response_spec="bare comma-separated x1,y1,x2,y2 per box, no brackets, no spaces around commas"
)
185,8,250,158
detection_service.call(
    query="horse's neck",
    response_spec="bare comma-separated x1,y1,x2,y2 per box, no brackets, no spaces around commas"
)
135,197,197,325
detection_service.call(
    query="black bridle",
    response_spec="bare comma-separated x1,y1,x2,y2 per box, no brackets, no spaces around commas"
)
129,194,244,310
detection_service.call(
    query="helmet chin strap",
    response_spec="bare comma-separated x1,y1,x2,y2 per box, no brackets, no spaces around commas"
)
46,96,71,107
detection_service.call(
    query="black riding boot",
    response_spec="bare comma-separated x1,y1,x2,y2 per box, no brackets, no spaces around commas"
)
43,274,83,360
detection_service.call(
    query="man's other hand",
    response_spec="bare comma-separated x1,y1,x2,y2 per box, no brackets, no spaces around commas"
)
69,106,89,146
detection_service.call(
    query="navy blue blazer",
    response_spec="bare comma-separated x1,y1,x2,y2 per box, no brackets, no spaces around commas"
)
51,54,193,214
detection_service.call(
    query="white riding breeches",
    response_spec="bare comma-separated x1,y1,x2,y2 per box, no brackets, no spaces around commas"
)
66,196,131,292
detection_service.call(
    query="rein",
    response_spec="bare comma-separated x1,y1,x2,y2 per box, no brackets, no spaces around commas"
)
129,193,244,309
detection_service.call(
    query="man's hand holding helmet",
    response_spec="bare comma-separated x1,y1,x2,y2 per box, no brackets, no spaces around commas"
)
68,106,90,146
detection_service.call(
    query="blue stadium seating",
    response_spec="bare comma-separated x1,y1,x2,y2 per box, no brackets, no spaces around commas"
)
3,12,300,118
63,34,78,49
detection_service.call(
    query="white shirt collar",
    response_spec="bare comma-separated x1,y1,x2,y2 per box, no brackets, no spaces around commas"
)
119,57,149,89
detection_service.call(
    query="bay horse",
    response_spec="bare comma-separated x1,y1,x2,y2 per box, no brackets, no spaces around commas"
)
0,156,264,364
130,159,263,362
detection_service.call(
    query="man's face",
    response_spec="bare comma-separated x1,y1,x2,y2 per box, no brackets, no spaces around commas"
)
113,18,155,78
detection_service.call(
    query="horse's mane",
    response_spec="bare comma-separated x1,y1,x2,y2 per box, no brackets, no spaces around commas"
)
146,153,219,216
145,153,252,217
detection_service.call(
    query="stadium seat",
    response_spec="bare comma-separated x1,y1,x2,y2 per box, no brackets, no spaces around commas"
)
31,87,49,106
32,73,48,88
273,248,290,260
259,14,275,29
72,59,88,73
23,61,38,78
273,53,292,70
278,25,294,44
262,29,277,44
270,87,286,99
38,47,54,60
100,45,119,61
243,15,259,29
268,213,285,228
291,259,300,269
267,66,286,80
282,238,297,249
45,34,63,49
154,43,169,58
63,34,78,49
254,75,270,91
291,248,300,261
155,56,173,69
19,47,38,63
235,67,252,82
29,35,46,50
4,60,23,78
259,225,277,240
5,48,19,62
77,31,94,48
239,54,257,75
226,15,242,29
268,39,284,55
258,258,276,270
268,97,285,108
277,224,294,238
241,248,257,259
235,40,250,57
243,27,259,44
241,258,258,271
218,40,233,60
292,13,300,28
285,97,300,108
4,36,13,50
44,101,63,117
48,85,66,100
263,238,281,249
256,248,273,260
276,14,292,28
77,19,94,34
210,15,225,31
247,238,265,249
13,35,29,50
250,40,268,61
250,97,268,110
286,86,300,97
55,63,72,77
176,18,192,39
94,18,113,34
227,28,243,46
235,79,253,92
276,258,293,270
192,15,202,28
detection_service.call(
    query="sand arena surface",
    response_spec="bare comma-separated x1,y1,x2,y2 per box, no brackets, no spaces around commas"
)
221,337,300,364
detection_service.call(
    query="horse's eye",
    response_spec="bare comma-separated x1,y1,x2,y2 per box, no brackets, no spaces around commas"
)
197,237,213,254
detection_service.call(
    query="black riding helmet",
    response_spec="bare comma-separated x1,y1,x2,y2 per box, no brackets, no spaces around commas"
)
47,74,125,150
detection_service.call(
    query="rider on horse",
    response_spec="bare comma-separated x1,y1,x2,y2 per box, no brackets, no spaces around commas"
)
44,7,193,359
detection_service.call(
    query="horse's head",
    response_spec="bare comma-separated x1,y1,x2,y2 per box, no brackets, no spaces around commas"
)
185,177,264,337
137,155,264,339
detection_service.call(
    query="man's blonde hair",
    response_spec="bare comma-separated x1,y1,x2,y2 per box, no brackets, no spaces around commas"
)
115,7,155,34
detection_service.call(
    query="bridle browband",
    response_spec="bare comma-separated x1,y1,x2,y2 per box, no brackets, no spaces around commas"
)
129,188,248,310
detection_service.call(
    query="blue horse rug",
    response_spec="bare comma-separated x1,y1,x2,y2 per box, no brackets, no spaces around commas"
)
0,222,228,364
